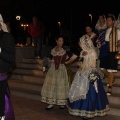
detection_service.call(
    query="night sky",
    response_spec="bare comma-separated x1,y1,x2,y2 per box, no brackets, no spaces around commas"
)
0,0,120,43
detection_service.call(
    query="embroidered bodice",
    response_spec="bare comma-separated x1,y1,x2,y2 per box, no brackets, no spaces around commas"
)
51,47,67,69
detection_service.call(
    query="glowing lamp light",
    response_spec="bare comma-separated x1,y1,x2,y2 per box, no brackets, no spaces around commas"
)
21,24,23,27
16,16,21,20
89,14,92,17
58,21,61,28
115,53,120,60
21,24,29,27
89,14,92,23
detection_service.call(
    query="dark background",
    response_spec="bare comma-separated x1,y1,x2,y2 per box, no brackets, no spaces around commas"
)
0,0,120,45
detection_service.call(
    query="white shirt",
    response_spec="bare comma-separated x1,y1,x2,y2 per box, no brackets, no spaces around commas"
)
105,27,120,41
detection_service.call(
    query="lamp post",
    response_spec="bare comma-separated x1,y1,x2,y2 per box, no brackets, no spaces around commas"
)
89,14,92,23
58,21,61,29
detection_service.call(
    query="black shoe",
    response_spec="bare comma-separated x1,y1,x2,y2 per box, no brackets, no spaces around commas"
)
107,86,112,96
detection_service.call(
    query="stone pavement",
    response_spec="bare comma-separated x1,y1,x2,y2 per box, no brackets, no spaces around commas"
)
11,95,120,120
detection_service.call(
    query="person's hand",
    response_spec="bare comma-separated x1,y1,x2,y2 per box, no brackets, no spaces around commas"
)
77,62,83,68
96,41,101,48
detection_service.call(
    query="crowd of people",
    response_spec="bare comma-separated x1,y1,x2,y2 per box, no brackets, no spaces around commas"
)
41,13,120,120
0,12,120,120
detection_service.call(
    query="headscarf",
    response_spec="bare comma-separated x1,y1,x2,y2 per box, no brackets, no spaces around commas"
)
79,36,97,72
79,35,95,51
95,14,107,30
0,14,8,32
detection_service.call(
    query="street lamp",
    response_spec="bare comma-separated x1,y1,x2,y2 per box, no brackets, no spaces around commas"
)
58,21,61,28
89,14,92,23
16,16,21,20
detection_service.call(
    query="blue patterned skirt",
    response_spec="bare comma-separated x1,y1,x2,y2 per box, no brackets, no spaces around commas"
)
67,79,109,118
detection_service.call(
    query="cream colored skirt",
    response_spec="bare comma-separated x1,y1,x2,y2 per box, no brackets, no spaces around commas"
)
41,63,69,105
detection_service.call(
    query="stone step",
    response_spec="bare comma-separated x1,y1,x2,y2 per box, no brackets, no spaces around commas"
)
10,90,41,101
102,77,120,86
9,81,120,116
102,81,120,106
108,104,120,116
12,68,44,76
104,85,120,94
16,63,43,70
9,81,42,95
9,74,45,84
107,93,120,106
9,57,120,117
8,79,120,116
115,71,120,77
22,58,42,64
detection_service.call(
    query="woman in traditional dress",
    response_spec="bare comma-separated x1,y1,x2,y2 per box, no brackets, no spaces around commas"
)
95,15,107,79
67,36,109,119
41,35,77,110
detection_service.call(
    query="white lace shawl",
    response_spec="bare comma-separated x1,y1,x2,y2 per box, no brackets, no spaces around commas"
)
80,49,97,73
68,70,89,102
68,50,97,102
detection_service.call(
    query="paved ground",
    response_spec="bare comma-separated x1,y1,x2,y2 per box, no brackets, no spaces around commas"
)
11,95,120,120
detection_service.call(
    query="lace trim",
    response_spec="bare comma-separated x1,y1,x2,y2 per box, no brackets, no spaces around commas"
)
67,105,110,118
41,97,67,105
84,33,96,40
68,71,90,103
51,47,66,56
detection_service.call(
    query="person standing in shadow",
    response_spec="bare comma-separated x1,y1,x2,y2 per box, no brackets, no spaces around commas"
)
28,16,45,58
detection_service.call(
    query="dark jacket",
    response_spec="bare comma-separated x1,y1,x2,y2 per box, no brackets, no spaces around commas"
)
0,30,15,73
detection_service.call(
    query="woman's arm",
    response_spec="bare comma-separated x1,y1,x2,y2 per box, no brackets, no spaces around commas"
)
65,54,77,65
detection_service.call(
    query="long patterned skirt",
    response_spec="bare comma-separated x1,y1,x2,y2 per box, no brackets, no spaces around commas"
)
67,71,109,118
41,63,69,105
